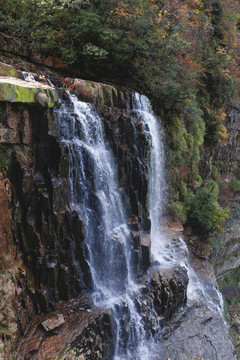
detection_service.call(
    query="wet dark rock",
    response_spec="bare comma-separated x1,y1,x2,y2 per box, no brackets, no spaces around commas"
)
149,266,188,319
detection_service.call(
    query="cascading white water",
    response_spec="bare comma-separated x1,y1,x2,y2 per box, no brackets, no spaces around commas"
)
56,94,130,305
132,94,188,268
54,89,226,359
187,260,225,317
132,94,225,320
22,71,36,82
56,93,158,360
132,94,164,254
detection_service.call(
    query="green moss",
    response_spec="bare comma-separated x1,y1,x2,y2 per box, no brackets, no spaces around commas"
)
85,82,94,93
0,144,12,175
0,81,57,107
0,62,19,77
81,81,119,107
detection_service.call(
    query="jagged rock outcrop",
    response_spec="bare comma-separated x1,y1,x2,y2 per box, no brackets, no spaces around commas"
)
215,106,240,175
14,296,115,360
13,265,188,360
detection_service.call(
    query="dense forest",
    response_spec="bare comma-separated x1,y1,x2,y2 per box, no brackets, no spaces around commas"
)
0,0,240,237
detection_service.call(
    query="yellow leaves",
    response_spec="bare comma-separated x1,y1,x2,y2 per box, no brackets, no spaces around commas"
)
156,12,162,24
107,4,144,26
216,47,227,55
216,109,227,123
156,28,167,39
109,6,131,20
216,48,231,62
232,40,238,48
182,4,189,14
217,124,229,144
192,9,199,14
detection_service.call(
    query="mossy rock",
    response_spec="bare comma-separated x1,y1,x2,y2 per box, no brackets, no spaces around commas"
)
0,62,23,79
0,78,58,107
74,79,123,108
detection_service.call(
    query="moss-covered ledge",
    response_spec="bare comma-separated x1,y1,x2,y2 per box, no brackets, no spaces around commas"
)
64,77,131,109
0,77,58,107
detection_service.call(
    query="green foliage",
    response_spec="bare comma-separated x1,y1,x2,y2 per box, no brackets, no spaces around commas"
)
0,145,12,176
187,187,229,235
218,267,240,292
230,180,240,192
169,201,188,224
193,174,203,188
204,179,219,196
211,165,219,180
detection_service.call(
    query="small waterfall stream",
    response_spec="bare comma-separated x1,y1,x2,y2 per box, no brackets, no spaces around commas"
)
132,94,165,262
132,94,225,318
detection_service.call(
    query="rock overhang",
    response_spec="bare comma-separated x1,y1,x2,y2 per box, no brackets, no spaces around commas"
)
0,76,58,107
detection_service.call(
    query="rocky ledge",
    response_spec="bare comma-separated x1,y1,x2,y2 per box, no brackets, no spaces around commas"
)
0,76,58,106
14,295,114,360
13,265,188,360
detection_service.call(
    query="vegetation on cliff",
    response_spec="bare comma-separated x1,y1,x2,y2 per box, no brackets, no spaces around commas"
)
0,0,240,237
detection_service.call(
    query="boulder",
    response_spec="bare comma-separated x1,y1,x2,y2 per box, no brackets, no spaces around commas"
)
42,314,65,332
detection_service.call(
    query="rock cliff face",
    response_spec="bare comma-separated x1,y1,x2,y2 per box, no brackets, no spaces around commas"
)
212,105,240,357
0,62,189,359
0,61,237,360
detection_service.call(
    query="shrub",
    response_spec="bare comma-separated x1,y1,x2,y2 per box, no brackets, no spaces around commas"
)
230,180,240,192
169,201,188,224
188,187,229,235
211,165,219,180
204,179,219,197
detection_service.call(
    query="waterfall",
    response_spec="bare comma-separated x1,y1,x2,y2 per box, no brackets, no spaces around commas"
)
55,90,225,359
132,94,165,256
132,94,225,320
56,94,130,305
56,93,159,359
132,94,188,269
